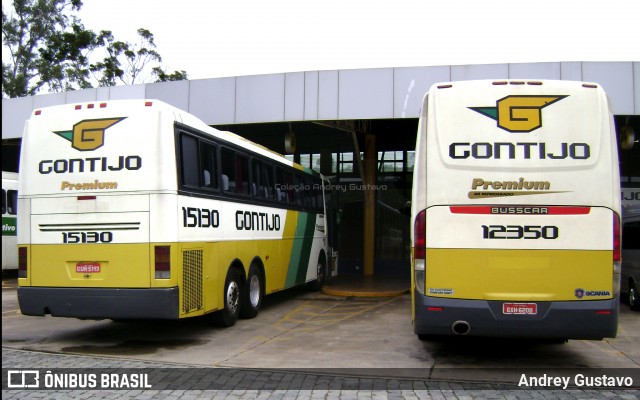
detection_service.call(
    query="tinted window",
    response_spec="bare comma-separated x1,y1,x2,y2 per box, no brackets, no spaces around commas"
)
276,168,294,203
7,190,17,215
180,134,199,187
623,221,640,250
200,142,218,190
221,148,249,196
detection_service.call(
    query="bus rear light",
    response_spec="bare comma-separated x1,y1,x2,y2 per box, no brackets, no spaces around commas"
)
613,212,621,262
414,209,426,260
154,246,171,279
427,307,444,312
595,310,612,315
18,247,27,278
413,209,427,294
34,110,41,115
613,212,621,296
87,103,94,109
100,103,107,108
75,105,82,110
77,196,96,200
145,101,153,107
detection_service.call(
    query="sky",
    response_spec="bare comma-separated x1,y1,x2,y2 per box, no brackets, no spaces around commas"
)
5,0,640,81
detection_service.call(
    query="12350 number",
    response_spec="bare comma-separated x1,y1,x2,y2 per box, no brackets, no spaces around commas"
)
481,225,558,239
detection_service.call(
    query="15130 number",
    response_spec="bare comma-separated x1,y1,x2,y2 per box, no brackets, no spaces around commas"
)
62,231,113,243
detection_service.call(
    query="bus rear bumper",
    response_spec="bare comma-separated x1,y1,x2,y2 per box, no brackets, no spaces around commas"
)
18,287,179,320
414,295,619,340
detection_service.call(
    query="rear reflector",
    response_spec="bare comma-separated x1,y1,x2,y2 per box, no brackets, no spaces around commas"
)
18,247,27,278
154,246,170,279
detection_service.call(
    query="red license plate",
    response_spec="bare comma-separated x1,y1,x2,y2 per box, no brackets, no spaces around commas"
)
503,303,537,315
76,262,101,273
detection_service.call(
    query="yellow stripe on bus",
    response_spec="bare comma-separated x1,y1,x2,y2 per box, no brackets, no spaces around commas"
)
425,248,613,301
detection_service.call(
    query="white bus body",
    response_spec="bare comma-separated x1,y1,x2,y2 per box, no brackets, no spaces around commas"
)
17,100,333,324
411,80,621,340
2,171,19,270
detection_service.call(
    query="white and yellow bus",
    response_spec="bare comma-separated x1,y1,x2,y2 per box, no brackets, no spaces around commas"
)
17,99,335,326
411,80,621,340
2,171,19,270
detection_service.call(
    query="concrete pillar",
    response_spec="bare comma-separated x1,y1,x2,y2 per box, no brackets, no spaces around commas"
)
363,132,376,276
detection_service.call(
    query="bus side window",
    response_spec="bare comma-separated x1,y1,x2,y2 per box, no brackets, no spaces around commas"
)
1,189,6,214
221,174,229,191
253,159,265,199
180,134,199,187
221,148,236,194
263,163,275,200
294,174,304,206
236,154,249,196
200,142,218,190
7,190,17,215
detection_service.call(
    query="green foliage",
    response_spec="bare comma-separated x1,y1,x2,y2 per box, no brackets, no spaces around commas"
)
2,0,187,98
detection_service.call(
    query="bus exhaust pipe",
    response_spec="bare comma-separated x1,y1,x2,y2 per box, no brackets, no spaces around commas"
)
452,321,470,335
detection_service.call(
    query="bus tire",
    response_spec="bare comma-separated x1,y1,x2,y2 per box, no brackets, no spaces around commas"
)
240,264,263,319
308,255,326,291
215,267,242,327
629,281,640,311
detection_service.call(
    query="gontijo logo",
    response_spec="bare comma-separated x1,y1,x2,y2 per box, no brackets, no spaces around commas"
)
469,95,567,133
54,118,126,151
40,117,140,176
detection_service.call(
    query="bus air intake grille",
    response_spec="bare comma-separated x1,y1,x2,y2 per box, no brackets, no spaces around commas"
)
182,249,203,313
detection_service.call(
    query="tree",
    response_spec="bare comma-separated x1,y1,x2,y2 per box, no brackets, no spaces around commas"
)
153,66,188,82
2,0,94,97
2,0,187,98
90,28,188,86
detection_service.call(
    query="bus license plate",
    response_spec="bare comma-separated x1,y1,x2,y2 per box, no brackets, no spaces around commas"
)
76,262,101,273
503,303,537,315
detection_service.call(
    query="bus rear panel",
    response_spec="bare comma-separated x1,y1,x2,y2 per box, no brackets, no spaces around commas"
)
411,80,621,340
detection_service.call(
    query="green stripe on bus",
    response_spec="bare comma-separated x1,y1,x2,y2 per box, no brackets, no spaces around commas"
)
285,213,316,288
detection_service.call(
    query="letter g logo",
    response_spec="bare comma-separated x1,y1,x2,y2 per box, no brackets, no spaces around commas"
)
53,118,126,151
470,95,567,133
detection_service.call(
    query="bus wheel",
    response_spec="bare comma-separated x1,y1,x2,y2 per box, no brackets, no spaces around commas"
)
241,265,262,319
216,268,242,327
629,282,640,311
308,257,326,291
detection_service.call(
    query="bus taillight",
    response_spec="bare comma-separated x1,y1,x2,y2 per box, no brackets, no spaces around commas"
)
613,212,621,262
154,246,171,279
413,209,426,294
18,247,27,278
613,212,621,296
